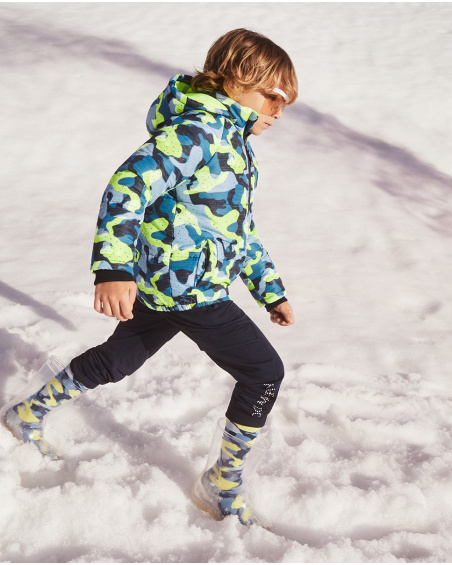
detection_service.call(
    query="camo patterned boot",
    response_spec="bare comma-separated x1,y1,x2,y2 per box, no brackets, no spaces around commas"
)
192,418,270,528
4,365,87,460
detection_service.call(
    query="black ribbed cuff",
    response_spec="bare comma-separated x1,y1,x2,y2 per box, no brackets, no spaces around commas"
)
264,297,288,312
94,270,135,285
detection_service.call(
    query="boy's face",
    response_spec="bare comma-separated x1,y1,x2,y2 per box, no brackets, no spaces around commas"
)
229,87,286,136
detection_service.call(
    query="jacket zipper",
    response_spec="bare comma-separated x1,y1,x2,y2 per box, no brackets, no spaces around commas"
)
243,140,254,256
244,141,253,217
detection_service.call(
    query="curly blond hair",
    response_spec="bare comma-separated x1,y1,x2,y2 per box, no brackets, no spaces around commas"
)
191,28,298,105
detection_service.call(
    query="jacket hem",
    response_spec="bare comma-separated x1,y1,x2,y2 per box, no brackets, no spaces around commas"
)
137,294,231,313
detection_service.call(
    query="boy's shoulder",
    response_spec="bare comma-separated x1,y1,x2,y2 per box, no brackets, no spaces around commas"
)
128,111,225,163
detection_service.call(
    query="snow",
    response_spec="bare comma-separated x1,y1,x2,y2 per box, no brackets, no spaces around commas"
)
1,2,452,562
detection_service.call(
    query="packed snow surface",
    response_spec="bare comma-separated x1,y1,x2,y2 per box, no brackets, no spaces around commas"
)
1,3,452,563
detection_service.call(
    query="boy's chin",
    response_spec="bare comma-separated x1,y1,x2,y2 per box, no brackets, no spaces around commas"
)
250,125,264,136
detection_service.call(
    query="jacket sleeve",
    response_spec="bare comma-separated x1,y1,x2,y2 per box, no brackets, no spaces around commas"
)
91,120,216,276
239,218,287,308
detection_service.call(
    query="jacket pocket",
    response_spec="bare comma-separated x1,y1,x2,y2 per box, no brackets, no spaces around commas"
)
169,242,207,291
192,239,219,288
197,239,233,288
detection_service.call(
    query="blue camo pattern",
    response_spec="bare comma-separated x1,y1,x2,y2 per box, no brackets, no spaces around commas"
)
91,74,286,311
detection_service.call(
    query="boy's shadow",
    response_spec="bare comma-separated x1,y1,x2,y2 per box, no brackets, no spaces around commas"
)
0,281,76,331
289,102,452,237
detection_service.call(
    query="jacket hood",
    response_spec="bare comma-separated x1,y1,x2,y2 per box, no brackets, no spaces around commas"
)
146,74,258,136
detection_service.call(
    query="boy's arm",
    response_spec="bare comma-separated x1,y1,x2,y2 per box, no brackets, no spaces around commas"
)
91,120,216,319
239,219,288,312
92,121,213,276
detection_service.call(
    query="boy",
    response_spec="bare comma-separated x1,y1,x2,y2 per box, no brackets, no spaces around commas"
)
4,28,298,527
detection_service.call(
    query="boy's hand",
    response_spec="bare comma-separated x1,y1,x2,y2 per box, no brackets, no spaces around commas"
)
94,281,137,322
269,302,295,326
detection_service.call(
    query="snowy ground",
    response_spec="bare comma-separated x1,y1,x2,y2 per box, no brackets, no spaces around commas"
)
1,2,452,563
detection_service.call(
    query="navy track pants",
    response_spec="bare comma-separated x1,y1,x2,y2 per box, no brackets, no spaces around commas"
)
70,299,284,427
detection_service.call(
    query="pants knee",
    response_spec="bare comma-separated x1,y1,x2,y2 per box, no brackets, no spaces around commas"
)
225,352,285,427
70,346,130,388
262,348,284,392
272,352,285,386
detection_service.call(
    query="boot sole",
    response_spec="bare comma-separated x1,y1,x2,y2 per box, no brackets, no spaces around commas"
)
1,410,20,440
190,489,224,522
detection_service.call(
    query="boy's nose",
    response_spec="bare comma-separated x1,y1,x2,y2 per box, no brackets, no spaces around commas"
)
272,107,283,119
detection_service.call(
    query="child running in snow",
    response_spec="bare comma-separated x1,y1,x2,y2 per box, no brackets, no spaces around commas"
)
4,28,298,527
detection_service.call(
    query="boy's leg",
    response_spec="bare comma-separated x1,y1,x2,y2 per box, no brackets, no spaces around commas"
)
164,301,283,527
5,300,180,458
71,299,180,389
163,300,284,427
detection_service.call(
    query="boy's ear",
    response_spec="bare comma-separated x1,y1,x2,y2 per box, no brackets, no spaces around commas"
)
224,79,234,97
224,79,241,100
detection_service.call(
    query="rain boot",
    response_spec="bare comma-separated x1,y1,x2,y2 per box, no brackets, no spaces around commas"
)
2,357,88,460
192,417,271,529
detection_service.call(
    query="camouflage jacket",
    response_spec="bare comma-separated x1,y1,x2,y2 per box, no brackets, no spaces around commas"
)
91,74,286,312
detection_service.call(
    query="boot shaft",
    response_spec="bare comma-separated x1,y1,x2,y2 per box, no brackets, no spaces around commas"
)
206,418,269,479
192,417,271,528
210,419,261,492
